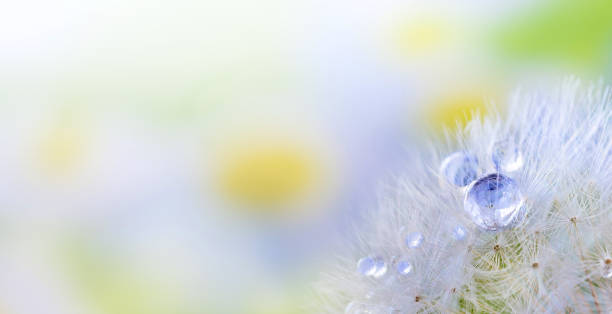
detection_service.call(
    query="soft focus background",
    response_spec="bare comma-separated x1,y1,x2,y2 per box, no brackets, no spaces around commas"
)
1,0,612,313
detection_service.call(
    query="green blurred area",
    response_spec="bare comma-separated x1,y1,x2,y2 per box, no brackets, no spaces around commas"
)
60,239,192,314
492,0,612,71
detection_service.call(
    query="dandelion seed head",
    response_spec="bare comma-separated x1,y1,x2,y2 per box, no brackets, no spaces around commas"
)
314,78,612,313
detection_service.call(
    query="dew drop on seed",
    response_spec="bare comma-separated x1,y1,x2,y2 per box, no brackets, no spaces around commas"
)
440,151,479,187
396,260,413,275
345,301,367,314
357,256,387,278
357,257,375,276
345,301,383,314
372,259,387,278
464,173,525,231
491,139,523,172
452,225,467,240
405,232,424,248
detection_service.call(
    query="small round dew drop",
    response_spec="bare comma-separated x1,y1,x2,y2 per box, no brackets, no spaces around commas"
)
396,260,413,276
405,232,424,248
491,139,524,172
452,225,467,241
357,256,387,278
440,151,479,187
464,173,525,231
345,301,369,314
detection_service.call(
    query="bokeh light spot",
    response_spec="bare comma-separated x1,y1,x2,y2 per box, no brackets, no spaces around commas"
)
35,124,86,176
426,92,488,132
395,17,452,56
217,141,320,212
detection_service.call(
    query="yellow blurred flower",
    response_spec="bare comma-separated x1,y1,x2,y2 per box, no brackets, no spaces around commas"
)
34,122,87,176
417,78,502,134
216,139,322,214
395,17,454,57
426,91,488,132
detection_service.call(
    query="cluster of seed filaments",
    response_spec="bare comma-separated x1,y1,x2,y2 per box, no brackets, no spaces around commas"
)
347,134,611,313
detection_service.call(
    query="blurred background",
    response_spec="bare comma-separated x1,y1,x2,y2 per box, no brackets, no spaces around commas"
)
1,0,611,313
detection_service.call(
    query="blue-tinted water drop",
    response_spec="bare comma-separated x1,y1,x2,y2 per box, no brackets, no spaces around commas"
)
396,260,413,276
440,151,479,186
405,232,424,249
357,256,387,278
492,140,523,172
464,174,525,231
452,225,467,240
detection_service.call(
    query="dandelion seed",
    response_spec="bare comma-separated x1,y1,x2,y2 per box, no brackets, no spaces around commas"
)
602,258,612,279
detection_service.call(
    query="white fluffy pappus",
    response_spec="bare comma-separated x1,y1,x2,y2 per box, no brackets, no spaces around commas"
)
313,78,612,313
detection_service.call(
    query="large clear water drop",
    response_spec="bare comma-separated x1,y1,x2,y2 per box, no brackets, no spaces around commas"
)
464,173,525,231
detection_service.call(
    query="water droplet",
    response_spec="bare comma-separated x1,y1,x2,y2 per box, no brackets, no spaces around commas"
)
357,256,387,278
602,259,612,279
345,301,369,314
440,151,479,187
452,225,467,240
405,232,424,248
372,263,387,278
396,260,413,275
345,302,386,314
492,139,523,172
464,173,525,231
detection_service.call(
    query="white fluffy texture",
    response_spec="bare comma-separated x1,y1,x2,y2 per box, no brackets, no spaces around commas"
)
315,79,612,313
